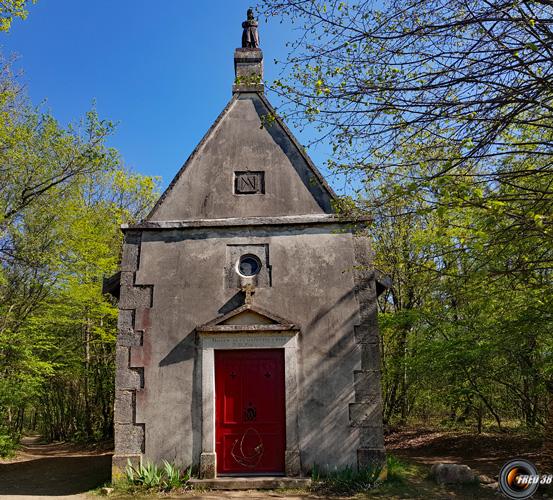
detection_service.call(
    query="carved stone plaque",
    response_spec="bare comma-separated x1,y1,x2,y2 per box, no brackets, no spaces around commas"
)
235,171,265,194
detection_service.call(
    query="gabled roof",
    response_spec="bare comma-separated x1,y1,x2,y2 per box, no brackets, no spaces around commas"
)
197,303,299,333
146,95,239,221
146,91,337,222
257,92,337,202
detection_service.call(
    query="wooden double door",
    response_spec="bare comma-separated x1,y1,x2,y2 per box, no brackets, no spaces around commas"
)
215,349,285,475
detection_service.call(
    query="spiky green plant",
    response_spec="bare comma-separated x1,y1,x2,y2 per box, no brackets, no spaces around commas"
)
124,458,191,491
125,460,163,489
162,460,191,490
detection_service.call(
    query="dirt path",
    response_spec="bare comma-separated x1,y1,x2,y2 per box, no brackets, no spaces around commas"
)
385,427,547,476
0,436,112,499
0,430,549,499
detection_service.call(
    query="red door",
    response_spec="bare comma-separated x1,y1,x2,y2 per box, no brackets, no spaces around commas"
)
215,349,285,475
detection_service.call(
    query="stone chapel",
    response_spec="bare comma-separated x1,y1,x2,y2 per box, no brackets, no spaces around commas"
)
106,11,387,481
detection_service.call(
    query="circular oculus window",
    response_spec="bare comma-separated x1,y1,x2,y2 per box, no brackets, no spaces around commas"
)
237,254,262,277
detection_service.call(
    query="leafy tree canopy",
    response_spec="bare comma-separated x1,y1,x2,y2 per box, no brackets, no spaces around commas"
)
0,0,36,31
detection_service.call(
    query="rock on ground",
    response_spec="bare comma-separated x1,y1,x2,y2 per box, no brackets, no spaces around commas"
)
431,463,477,484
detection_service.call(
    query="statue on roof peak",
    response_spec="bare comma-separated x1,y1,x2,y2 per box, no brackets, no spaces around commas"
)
242,8,260,48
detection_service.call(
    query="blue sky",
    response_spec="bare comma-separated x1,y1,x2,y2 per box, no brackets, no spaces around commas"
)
1,1,342,192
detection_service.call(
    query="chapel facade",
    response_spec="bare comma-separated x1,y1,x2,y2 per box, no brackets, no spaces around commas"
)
107,12,386,479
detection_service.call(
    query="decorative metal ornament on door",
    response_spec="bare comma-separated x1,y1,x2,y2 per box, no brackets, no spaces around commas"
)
231,428,264,468
244,403,256,421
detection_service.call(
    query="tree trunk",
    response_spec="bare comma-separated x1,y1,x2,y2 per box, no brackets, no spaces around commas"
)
83,313,92,438
543,385,553,470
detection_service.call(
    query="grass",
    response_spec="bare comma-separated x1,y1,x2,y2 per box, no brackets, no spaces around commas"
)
306,455,424,497
290,455,494,498
309,460,384,496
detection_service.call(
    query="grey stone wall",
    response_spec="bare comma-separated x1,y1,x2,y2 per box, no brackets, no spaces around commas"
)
112,231,152,477
113,223,385,475
351,235,386,467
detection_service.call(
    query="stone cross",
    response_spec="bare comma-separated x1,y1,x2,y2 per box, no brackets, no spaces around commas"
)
242,283,255,305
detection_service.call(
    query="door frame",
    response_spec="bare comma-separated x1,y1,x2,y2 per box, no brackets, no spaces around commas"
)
198,332,301,478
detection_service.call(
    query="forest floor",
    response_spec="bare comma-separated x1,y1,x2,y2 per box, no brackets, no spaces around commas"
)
0,429,550,499
0,435,112,499
385,426,546,475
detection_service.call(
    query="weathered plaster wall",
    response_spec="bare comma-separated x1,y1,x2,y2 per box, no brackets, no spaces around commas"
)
148,93,334,221
115,224,380,473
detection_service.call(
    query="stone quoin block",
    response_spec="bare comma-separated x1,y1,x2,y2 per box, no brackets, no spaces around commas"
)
117,309,134,334
349,402,383,427
117,329,142,348
200,452,216,479
357,426,385,449
114,390,135,424
353,370,382,403
353,294,377,322
120,232,141,271
352,236,374,267
354,322,379,344
117,310,142,347
360,343,382,370
115,347,143,390
114,423,144,454
357,448,386,469
119,284,153,310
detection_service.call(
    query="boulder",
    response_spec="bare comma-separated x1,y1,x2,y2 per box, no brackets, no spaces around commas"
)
431,463,477,484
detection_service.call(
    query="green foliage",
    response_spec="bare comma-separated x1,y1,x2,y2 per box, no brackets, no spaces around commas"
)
0,55,159,445
310,463,383,495
0,428,19,457
385,455,409,483
126,460,164,489
124,459,191,491
234,73,262,86
264,0,553,429
0,0,35,31
162,460,191,490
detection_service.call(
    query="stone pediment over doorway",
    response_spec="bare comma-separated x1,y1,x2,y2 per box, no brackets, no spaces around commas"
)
197,304,299,333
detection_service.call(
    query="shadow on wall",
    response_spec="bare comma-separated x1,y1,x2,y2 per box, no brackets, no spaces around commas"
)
297,288,366,471
153,277,374,474
0,454,112,496
250,95,333,213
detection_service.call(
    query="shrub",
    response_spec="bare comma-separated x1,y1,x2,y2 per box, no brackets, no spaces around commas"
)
124,459,191,492
0,432,20,458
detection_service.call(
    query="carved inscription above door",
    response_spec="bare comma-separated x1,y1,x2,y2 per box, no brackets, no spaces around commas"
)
235,171,265,194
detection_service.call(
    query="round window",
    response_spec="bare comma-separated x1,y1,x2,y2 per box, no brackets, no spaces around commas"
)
238,254,262,277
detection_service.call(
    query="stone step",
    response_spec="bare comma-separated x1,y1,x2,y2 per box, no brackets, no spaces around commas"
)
189,476,311,490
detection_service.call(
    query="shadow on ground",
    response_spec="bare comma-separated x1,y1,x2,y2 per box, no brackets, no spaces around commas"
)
0,453,112,496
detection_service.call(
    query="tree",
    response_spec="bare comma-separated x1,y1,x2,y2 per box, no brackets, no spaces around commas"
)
0,56,159,453
0,0,36,31
263,0,552,263
263,0,553,168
